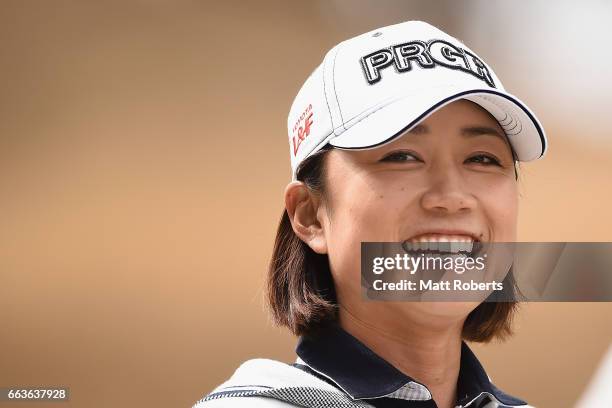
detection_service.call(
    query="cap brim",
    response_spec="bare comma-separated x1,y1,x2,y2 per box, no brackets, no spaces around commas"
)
328,87,547,162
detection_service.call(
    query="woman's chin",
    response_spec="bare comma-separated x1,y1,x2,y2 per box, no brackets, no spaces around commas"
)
394,301,481,322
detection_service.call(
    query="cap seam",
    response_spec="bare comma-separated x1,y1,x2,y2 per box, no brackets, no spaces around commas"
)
321,55,336,137
331,42,346,130
472,94,524,137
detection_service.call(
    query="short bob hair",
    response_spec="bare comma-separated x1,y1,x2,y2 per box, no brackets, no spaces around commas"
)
267,144,519,342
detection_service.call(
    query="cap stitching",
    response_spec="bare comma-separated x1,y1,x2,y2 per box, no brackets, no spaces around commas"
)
506,118,523,136
497,111,513,126
322,50,337,136
478,94,523,136
331,43,346,130
503,119,520,133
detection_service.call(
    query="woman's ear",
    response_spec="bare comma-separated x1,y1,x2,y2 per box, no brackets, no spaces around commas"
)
284,181,328,254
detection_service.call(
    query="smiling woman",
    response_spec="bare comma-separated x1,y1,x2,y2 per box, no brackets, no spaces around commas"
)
194,20,546,408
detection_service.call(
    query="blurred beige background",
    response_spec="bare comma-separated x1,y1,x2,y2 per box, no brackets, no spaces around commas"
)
1,1,611,407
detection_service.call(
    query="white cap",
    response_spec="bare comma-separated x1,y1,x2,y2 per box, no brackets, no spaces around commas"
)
287,20,547,181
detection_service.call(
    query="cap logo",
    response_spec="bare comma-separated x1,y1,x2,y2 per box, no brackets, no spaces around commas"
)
292,104,314,156
360,39,496,88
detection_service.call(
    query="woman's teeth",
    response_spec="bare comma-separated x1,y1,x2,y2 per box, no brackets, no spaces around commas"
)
403,235,475,254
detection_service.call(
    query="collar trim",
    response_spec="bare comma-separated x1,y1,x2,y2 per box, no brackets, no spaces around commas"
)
295,324,527,406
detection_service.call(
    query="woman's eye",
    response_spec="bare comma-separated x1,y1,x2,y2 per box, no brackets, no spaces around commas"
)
380,150,421,163
466,153,502,166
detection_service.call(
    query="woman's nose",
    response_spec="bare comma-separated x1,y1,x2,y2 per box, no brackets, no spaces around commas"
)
420,169,477,214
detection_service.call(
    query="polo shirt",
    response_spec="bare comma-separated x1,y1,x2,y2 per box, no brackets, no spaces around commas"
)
293,324,529,408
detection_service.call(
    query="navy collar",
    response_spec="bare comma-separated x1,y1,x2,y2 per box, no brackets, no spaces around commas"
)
295,324,527,406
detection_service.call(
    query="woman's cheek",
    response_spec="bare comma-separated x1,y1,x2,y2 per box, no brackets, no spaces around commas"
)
327,232,362,300
327,205,381,295
484,182,519,241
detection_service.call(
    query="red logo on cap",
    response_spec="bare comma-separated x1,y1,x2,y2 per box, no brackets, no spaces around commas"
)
292,104,314,156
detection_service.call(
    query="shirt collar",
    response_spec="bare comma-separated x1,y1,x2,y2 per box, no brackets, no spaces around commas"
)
295,323,527,406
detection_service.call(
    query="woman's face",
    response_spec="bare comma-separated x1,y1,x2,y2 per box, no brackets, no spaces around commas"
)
318,99,518,325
